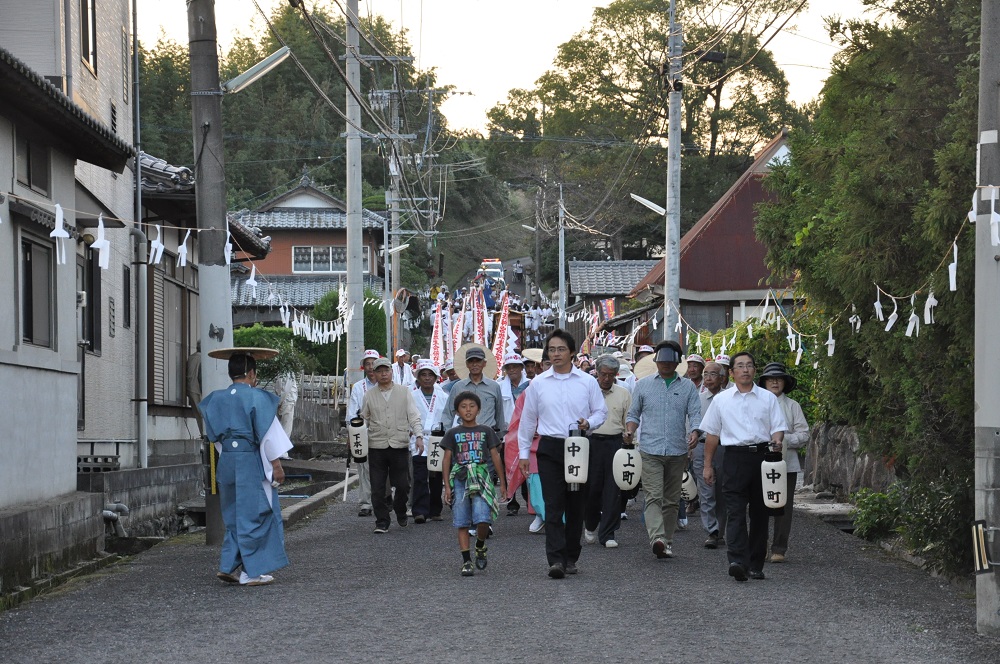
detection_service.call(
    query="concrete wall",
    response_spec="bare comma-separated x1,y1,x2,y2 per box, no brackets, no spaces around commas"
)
0,492,104,595
77,464,203,537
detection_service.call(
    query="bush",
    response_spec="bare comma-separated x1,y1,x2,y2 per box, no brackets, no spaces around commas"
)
852,485,903,541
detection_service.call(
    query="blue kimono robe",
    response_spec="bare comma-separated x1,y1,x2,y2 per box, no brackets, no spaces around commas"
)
200,382,289,578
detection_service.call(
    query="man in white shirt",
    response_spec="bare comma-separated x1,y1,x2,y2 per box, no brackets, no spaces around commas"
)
701,351,787,582
392,349,415,387
409,359,448,523
348,350,382,517
518,329,608,579
499,352,530,516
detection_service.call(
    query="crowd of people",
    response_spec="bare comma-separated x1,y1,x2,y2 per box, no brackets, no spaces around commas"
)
201,328,810,585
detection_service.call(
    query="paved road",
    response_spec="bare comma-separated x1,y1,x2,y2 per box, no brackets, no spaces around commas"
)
2,489,998,663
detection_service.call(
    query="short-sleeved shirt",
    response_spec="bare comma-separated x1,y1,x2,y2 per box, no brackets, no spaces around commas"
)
441,424,501,480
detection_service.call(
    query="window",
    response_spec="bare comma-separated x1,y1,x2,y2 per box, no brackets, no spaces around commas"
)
80,0,97,72
121,27,129,102
110,102,117,134
292,245,370,273
21,236,54,348
16,133,50,196
77,249,102,354
151,258,198,407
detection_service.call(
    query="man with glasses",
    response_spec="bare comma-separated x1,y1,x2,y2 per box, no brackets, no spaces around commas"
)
518,329,607,579
692,361,728,549
700,351,787,582
625,340,702,560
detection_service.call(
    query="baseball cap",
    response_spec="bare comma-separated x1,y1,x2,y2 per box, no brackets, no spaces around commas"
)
395,349,409,357
414,359,440,377
373,357,392,370
466,346,486,361
363,349,380,360
502,352,524,366
686,353,706,366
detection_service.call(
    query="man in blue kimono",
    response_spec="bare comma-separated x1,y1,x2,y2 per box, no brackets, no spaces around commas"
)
200,348,292,586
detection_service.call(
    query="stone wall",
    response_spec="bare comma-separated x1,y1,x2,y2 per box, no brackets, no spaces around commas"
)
803,423,897,498
77,464,203,537
0,492,103,595
292,400,341,446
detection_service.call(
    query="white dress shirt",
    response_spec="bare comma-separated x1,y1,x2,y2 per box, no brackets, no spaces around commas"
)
516,366,608,459
348,377,375,418
699,383,787,446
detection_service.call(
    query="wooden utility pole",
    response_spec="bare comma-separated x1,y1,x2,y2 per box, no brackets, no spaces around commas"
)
975,0,1000,636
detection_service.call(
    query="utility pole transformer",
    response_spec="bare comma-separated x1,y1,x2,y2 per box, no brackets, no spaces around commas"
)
664,0,682,336
188,0,231,545
975,0,1000,636
345,0,364,385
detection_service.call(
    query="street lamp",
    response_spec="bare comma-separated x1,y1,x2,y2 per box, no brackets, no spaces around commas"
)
631,191,676,339
221,47,290,94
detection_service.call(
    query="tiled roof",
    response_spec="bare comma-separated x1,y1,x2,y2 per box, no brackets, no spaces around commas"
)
229,207,386,231
0,47,132,171
231,274,383,307
568,260,660,296
229,215,271,260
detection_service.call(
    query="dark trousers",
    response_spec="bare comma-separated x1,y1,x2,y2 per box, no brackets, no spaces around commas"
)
537,436,585,567
369,447,410,528
411,456,430,518
429,471,444,518
585,434,623,544
722,447,769,572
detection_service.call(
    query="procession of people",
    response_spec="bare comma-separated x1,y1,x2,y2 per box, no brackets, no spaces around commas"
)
205,306,811,585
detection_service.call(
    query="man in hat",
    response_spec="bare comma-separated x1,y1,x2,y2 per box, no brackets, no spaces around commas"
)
199,349,292,586
685,354,706,391
625,340,702,560
517,329,607,579
393,349,415,387
692,361,729,549
440,360,460,393
585,355,632,548
360,357,426,533
715,354,732,389
634,344,655,363
439,346,506,436
758,362,810,563
410,359,449,523
521,348,544,379
349,349,385,517
701,351,787,582
499,352,530,516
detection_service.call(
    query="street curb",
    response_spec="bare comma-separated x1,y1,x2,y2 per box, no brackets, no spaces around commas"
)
282,472,358,527
0,552,122,612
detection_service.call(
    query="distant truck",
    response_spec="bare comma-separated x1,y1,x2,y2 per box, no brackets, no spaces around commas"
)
481,258,504,281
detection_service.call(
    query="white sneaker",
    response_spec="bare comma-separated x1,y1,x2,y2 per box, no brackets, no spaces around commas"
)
584,529,598,544
239,571,274,586
664,543,674,558
604,539,619,548
677,518,688,530
529,516,544,533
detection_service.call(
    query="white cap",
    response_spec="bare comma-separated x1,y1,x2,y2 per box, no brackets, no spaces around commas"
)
637,345,655,354
414,359,440,377
502,352,524,366
443,359,455,371
362,349,380,360
716,354,731,367
395,349,409,357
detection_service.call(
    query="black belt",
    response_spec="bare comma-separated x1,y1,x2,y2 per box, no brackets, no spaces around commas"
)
539,435,566,443
726,443,769,454
589,433,623,440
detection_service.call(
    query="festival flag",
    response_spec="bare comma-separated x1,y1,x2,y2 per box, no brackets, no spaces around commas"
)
453,294,467,353
429,301,445,367
473,287,487,346
491,292,510,378
599,298,616,321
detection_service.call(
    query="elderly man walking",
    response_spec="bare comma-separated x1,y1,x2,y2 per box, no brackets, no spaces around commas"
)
584,355,632,549
360,357,426,534
439,346,506,435
692,361,728,548
625,341,701,560
701,351,787,582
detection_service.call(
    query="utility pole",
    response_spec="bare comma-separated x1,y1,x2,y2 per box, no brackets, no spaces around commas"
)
344,0,364,385
664,0,682,336
558,183,566,328
188,0,231,545
974,0,1000,636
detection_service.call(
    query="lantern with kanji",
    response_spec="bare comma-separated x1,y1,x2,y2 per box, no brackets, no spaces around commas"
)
347,416,368,463
426,423,445,473
761,451,787,508
612,447,642,490
680,469,698,502
564,427,590,489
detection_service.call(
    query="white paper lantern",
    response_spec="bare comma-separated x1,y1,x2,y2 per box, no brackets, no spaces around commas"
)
612,447,642,490
680,469,699,503
347,416,368,462
761,452,787,509
564,428,590,487
426,424,445,473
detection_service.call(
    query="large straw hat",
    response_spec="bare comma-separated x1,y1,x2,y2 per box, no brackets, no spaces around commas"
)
521,348,544,364
207,347,278,361
633,353,687,380
454,342,499,380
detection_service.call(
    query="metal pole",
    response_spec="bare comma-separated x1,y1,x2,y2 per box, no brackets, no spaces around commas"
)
131,0,148,469
664,0,682,335
975,0,1000,635
558,183,566,328
188,0,231,545
345,0,364,384
383,204,391,354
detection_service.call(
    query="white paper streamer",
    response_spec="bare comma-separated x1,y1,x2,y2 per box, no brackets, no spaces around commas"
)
695,335,703,353
873,289,884,321
50,204,69,265
969,189,978,224
923,291,937,324
177,229,191,267
826,326,835,356
91,214,110,270
795,336,803,365
224,229,232,265
786,323,796,351
149,224,165,265
948,242,958,291
849,304,861,333
762,292,771,321
246,264,258,301
747,323,753,339
885,298,899,332
991,186,1000,246
729,331,737,347
905,293,920,338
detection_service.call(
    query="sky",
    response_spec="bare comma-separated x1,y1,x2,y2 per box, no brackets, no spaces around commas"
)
138,0,871,132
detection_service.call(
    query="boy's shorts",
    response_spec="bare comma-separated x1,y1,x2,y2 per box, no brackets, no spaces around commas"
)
452,477,492,528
